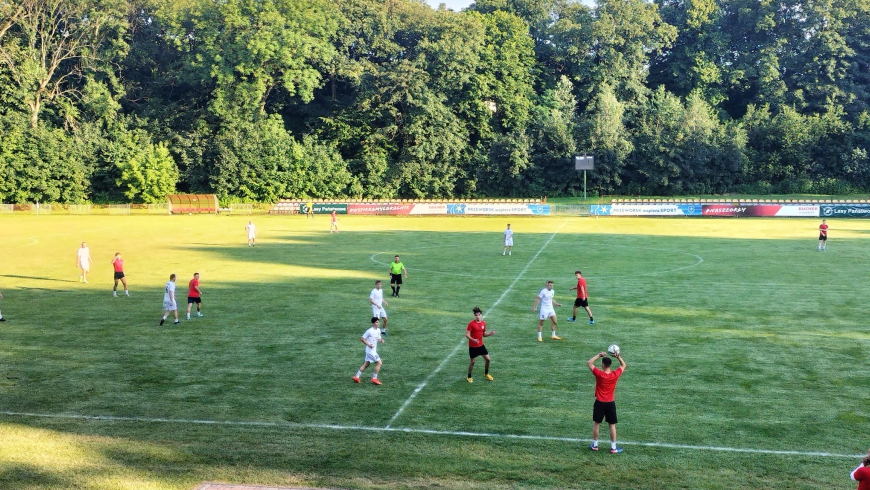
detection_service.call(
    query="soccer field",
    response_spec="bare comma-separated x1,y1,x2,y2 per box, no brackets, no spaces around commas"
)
0,214,868,489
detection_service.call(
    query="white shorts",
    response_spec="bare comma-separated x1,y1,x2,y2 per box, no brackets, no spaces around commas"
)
365,352,381,363
163,300,177,312
505,238,513,246
539,307,555,320
80,264,90,272
247,233,255,239
372,305,387,318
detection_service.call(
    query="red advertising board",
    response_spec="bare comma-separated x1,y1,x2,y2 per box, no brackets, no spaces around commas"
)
347,203,414,215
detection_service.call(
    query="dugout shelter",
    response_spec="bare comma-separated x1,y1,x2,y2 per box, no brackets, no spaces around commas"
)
167,194,218,214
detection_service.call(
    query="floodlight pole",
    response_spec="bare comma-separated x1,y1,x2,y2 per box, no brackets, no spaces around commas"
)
584,170,587,201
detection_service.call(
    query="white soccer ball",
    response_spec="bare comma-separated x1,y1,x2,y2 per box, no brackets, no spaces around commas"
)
607,344,620,357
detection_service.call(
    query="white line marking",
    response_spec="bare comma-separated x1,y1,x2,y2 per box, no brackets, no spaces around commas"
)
0,411,860,459
385,220,569,428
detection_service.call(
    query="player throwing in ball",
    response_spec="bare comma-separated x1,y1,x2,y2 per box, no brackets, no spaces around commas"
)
587,350,626,454
465,306,495,383
353,317,385,385
532,280,562,341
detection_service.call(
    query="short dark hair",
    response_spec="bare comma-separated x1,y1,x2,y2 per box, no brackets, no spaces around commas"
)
546,280,554,285
602,357,612,367
375,280,382,285
472,306,482,314
575,270,581,275
371,317,379,324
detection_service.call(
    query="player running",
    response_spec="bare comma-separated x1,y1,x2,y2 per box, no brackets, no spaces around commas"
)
587,350,626,454
245,221,256,247
369,280,389,335
503,224,513,256
532,280,562,341
389,255,408,297
186,272,203,320
567,270,593,324
353,317,385,385
76,242,92,283
159,274,180,325
819,219,828,251
465,306,495,383
111,253,129,297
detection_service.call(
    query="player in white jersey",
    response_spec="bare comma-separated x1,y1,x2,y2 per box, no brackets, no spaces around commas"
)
76,242,93,283
245,221,256,247
159,274,180,325
532,280,562,341
353,317,385,385
0,290,6,321
369,280,389,335
503,224,513,256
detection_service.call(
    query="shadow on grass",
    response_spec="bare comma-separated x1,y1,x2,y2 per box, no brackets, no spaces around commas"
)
1,274,78,283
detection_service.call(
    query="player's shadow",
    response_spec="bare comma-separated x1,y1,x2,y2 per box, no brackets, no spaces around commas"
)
1,274,78,283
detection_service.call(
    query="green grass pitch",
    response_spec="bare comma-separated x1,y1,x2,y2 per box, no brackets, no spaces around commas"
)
0,214,868,489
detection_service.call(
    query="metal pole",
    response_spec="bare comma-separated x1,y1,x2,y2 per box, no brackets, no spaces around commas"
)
583,171,587,200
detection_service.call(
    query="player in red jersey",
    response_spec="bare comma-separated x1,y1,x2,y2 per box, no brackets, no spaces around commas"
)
465,306,495,383
851,448,870,490
587,350,626,454
186,272,203,320
111,253,129,297
567,270,594,324
819,219,828,251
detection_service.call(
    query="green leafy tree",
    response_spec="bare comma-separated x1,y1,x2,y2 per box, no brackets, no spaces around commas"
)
116,141,179,203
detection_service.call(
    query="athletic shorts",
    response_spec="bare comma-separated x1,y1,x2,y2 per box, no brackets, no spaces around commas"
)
372,305,387,318
819,233,827,241
390,273,403,285
187,296,201,304
469,345,489,358
539,307,555,321
592,399,617,424
163,300,177,312
574,297,589,308
365,352,381,363
248,233,255,239
504,238,513,246
113,271,125,280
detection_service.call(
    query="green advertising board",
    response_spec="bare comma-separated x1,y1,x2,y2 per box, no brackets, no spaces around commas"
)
299,203,348,214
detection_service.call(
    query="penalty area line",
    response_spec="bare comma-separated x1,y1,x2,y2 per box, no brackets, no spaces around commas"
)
385,220,568,428
0,410,860,459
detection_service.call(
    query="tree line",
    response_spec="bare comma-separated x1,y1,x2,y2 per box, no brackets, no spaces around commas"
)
1,0,869,203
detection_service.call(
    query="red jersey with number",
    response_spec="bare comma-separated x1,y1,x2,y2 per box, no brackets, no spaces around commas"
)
820,223,828,236
592,367,623,402
466,320,486,347
576,277,587,299
188,278,200,298
112,258,124,272
853,465,870,490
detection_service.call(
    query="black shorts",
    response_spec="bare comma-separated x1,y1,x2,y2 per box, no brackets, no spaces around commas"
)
469,345,489,358
187,296,201,304
390,273,403,285
113,271,125,280
574,297,589,308
592,400,617,424
819,234,827,241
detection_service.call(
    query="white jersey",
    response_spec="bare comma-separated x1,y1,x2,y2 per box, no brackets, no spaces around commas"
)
246,224,256,238
504,228,513,240
77,247,91,267
163,281,176,303
362,326,381,357
538,288,555,309
370,288,384,307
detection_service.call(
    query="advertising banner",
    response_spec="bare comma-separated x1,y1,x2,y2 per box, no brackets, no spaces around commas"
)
820,205,870,218
299,203,348,214
347,203,414,215
591,204,702,216
409,203,448,215
702,204,819,217
459,203,552,215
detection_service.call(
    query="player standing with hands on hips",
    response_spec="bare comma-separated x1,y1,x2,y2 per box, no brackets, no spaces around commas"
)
466,306,495,383
389,255,408,297
567,270,593,324
588,349,626,454
851,448,870,489
353,317,385,385
532,280,562,341
819,219,828,251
